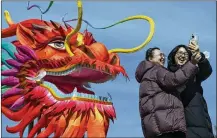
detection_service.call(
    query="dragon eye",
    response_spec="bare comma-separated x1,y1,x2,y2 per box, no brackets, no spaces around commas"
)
48,41,65,50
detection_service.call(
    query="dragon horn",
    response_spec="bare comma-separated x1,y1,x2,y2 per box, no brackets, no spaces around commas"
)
64,0,83,56
4,10,15,26
96,15,155,54
2,10,17,38
108,15,155,54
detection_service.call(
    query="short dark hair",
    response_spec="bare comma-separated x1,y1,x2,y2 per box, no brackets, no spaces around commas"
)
145,47,160,61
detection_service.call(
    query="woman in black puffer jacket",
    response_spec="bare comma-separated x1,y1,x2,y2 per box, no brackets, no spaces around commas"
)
167,44,214,138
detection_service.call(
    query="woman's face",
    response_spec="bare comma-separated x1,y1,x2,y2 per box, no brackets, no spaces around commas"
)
150,49,165,66
175,47,189,65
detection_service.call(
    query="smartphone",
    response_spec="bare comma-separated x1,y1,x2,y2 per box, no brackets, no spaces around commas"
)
190,34,198,45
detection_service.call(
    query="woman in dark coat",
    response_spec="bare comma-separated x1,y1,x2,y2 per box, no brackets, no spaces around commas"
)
135,47,200,138
167,44,214,138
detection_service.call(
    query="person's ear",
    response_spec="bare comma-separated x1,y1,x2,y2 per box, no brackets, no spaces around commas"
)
149,56,152,61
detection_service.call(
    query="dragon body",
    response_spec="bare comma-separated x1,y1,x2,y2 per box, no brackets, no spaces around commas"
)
1,0,155,137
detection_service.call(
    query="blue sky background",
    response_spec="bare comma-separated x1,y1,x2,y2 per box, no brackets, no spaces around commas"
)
1,1,216,137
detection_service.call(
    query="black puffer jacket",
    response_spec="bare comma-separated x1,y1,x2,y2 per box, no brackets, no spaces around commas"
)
135,60,198,138
168,46,214,138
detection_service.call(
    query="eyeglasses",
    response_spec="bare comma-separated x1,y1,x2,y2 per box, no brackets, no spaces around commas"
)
176,52,188,57
153,53,166,58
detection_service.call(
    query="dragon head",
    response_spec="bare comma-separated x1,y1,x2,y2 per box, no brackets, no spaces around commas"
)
1,1,155,137
2,13,127,96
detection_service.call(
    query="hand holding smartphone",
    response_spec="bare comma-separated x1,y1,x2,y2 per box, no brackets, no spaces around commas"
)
188,34,200,54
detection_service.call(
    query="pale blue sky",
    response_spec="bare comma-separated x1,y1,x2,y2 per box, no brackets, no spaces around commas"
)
2,1,216,137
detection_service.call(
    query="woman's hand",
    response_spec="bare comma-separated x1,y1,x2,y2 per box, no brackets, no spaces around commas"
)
188,40,200,54
191,52,202,65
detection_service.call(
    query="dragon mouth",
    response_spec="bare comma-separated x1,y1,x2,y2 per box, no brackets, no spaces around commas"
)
26,58,126,103
44,64,115,94
42,81,113,105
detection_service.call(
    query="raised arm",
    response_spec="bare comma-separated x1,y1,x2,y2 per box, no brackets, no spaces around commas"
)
197,52,212,81
188,40,212,82
156,61,198,89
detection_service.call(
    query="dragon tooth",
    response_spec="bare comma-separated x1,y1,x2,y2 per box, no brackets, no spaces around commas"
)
107,92,112,100
73,87,78,93
58,72,62,76
47,72,54,76
25,76,35,81
26,70,46,81
54,72,58,76
52,72,57,76
83,82,91,88
104,97,107,101
99,96,103,101
72,92,77,97
72,66,76,70
105,98,109,102
65,71,70,75
107,98,111,102
80,93,84,98
62,70,67,74
72,88,77,97
46,72,51,75
53,72,57,76
72,93,75,97
97,97,101,101
104,97,108,102
38,70,47,78
95,96,99,100
85,94,88,98
77,93,81,97
108,98,111,102
59,72,63,76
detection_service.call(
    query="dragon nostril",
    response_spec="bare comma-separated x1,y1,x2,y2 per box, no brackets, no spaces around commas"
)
83,47,95,59
110,56,117,65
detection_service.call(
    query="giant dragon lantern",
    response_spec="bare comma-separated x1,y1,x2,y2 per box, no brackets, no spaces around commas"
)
1,0,155,137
